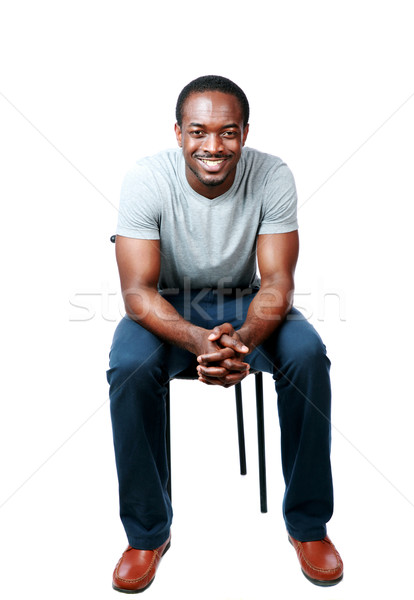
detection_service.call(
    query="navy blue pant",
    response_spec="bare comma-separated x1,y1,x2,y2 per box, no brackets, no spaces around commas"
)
107,290,333,549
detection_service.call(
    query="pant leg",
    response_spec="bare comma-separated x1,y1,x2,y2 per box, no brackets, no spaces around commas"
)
249,308,334,541
108,293,333,546
107,315,194,549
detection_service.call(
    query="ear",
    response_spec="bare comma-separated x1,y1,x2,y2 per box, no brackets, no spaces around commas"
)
242,123,249,146
174,123,182,147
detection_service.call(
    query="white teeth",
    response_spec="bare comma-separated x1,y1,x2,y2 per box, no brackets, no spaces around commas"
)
201,159,224,166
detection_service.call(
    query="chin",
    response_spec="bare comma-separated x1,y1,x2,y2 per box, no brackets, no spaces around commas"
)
192,168,227,188
201,176,226,187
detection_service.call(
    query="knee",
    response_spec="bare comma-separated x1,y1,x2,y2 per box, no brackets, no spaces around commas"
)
107,350,168,424
107,346,166,388
296,333,328,367
107,318,167,386
279,328,330,375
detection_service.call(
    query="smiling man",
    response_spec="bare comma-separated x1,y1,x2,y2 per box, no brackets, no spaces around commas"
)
107,75,343,593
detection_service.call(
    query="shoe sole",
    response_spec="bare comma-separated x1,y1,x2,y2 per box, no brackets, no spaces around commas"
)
112,541,171,594
301,569,343,587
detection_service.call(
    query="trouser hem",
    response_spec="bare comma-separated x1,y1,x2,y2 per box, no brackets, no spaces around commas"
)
126,527,172,551
286,524,327,542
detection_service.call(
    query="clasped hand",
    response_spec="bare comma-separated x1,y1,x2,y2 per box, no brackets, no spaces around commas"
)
196,323,250,388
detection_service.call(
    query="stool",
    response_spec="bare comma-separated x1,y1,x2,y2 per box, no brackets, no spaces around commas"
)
166,369,267,513
110,234,267,513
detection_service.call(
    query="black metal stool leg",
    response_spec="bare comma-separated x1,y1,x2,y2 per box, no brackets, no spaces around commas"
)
166,374,266,513
235,383,247,475
166,381,172,501
255,372,267,513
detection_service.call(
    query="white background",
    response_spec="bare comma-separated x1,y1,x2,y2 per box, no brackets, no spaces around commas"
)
1,1,413,598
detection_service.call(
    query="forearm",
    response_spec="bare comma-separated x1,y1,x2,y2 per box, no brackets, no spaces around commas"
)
237,276,294,350
123,286,205,354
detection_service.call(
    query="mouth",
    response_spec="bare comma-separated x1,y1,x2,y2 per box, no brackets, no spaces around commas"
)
195,156,230,172
200,159,225,166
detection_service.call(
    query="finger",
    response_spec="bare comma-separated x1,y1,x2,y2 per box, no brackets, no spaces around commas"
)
198,374,227,386
197,347,235,364
207,323,235,341
207,326,223,342
219,358,250,372
197,365,228,377
201,372,249,388
219,333,249,354
221,370,250,385
200,366,250,387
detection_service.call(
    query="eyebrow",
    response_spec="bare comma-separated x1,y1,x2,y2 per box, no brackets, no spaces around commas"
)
188,122,241,129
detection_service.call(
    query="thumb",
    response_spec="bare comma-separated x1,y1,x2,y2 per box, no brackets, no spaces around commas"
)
208,326,223,341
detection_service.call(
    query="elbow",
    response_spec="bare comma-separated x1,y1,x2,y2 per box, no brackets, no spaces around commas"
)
122,285,157,322
260,274,295,313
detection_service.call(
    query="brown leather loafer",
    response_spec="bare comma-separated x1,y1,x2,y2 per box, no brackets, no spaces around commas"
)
288,535,343,587
112,534,171,593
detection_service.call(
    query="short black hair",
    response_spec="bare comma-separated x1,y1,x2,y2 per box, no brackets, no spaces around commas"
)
175,75,250,128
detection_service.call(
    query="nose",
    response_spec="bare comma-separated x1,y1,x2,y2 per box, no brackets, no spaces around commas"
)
201,133,224,155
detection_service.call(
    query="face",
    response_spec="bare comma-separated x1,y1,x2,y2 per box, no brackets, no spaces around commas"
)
175,91,249,198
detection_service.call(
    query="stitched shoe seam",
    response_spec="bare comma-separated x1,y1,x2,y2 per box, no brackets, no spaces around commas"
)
114,549,159,583
296,541,342,575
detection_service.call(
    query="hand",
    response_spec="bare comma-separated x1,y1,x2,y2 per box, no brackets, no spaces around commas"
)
206,323,250,355
196,323,251,388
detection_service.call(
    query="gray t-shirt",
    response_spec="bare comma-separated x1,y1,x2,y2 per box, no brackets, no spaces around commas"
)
117,147,298,290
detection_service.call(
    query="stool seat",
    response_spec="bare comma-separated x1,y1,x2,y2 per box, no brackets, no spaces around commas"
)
172,365,199,380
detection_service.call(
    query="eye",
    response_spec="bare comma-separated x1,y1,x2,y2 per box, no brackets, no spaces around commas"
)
189,130,205,137
222,130,237,137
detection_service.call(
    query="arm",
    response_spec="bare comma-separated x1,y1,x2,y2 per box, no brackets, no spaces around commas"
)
115,235,250,362
197,231,299,383
237,230,299,349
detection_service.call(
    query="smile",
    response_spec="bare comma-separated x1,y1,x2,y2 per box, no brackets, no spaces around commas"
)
200,159,225,166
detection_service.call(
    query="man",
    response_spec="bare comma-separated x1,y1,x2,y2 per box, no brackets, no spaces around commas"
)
107,75,343,592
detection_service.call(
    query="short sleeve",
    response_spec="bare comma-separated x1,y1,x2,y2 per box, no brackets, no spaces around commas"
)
258,162,298,234
116,163,161,239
